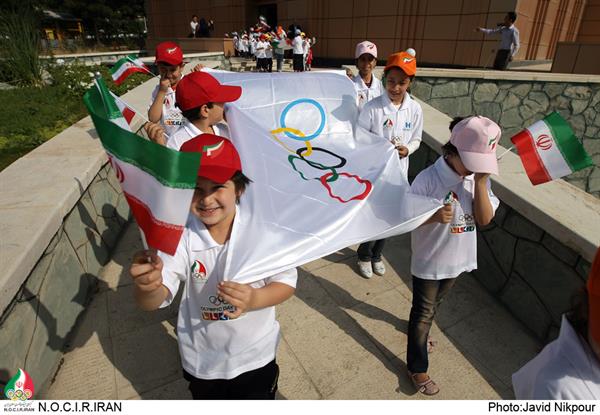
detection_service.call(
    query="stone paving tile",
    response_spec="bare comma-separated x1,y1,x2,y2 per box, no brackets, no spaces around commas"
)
111,320,181,399
276,335,321,400
45,336,117,399
444,301,540,389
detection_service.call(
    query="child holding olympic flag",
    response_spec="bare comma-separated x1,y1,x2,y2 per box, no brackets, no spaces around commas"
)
406,116,500,395
355,49,423,279
129,133,297,400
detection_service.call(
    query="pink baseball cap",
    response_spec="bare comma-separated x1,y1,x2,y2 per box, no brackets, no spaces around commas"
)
355,41,377,59
450,116,501,175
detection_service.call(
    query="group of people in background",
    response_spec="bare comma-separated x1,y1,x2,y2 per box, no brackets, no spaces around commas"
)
129,8,598,399
189,15,214,38
230,18,316,72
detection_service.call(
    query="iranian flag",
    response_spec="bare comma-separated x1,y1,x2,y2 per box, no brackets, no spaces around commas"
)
110,55,151,85
84,78,200,255
511,112,593,185
110,91,137,128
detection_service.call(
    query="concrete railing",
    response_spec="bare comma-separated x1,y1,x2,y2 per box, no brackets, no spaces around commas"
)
0,58,222,394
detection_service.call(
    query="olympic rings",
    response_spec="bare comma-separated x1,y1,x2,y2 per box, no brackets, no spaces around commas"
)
270,127,313,156
296,147,347,170
288,155,339,182
280,98,326,141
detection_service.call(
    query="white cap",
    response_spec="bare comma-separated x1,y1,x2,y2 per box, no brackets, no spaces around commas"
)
355,40,378,59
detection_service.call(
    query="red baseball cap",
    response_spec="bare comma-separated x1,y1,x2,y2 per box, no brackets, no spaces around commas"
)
180,134,242,184
155,41,183,66
175,72,242,111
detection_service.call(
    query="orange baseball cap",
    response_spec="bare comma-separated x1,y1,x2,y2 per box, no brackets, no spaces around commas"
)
384,51,417,76
588,248,600,345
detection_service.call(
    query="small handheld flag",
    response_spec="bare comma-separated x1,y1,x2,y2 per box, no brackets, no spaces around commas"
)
85,78,200,255
510,112,593,185
110,55,152,85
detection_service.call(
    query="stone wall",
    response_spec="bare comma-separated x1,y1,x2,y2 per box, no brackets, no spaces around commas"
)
410,77,600,198
0,163,130,395
409,144,591,344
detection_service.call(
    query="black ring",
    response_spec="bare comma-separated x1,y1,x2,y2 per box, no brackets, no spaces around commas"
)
296,147,347,170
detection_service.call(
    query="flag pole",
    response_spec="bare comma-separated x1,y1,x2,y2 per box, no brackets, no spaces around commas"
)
497,146,514,160
125,55,160,79
110,92,171,142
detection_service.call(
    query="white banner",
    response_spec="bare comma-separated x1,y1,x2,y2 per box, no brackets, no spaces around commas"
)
204,70,440,283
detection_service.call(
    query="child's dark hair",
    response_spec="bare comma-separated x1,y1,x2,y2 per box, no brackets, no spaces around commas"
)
507,12,517,23
232,171,252,202
382,67,415,86
180,103,214,121
442,116,466,157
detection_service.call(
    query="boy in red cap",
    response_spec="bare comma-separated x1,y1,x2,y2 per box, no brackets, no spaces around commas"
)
148,42,186,139
130,134,297,399
147,71,242,151
512,248,600,399
355,49,423,280
407,116,501,395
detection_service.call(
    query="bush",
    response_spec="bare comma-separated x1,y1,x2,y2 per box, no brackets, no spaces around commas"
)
0,62,151,171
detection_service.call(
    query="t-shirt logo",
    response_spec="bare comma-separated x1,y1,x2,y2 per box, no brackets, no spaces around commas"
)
383,119,393,129
488,136,498,150
404,121,412,130
191,260,208,281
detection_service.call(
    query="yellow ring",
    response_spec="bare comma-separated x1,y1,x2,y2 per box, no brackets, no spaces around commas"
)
270,127,313,156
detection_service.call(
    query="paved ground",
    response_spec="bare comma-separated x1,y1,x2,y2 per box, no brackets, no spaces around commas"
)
44,221,542,400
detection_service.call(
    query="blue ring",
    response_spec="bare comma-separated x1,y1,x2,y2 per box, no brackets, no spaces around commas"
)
280,98,326,141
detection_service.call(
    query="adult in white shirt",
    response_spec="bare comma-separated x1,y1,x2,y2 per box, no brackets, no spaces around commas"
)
476,12,520,70
352,41,383,110
513,249,600,399
292,29,305,72
189,15,199,38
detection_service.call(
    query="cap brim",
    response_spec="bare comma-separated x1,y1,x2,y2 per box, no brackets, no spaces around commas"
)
213,85,242,103
458,150,499,175
356,52,377,59
198,166,237,184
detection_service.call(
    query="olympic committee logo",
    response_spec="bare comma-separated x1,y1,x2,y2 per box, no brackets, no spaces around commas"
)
4,369,34,400
191,260,208,281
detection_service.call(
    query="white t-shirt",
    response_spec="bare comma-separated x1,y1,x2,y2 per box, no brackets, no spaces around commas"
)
265,42,273,59
410,156,499,280
352,74,383,110
150,85,183,138
167,118,230,151
190,21,198,35
255,40,267,59
159,211,298,380
292,36,304,54
357,92,423,179
512,315,600,399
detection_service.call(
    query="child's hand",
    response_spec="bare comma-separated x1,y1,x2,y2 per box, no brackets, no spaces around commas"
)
191,63,205,72
159,76,170,92
396,145,409,158
217,281,256,319
130,250,164,292
144,122,166,146
434,204,453,224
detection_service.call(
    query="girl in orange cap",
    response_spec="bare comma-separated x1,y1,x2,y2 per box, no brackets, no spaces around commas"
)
355,49,423,280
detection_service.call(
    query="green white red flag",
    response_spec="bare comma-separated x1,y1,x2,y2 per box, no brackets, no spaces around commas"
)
110,91,137,128
109,55,151,85
84,78,200,255
511,112,593,185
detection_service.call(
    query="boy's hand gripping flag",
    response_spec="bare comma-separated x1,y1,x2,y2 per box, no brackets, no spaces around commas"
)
84,78,200,255
511,112,593,185
110,55,152,85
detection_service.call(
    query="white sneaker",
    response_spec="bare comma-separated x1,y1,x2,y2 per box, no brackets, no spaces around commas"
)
357,261,373,279
372,261,386,276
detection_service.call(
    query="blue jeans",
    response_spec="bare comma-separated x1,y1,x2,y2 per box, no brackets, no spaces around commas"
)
357,239,386,262
406,276,456,373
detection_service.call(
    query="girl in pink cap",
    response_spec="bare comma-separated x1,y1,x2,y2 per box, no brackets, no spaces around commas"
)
407,115,501,395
